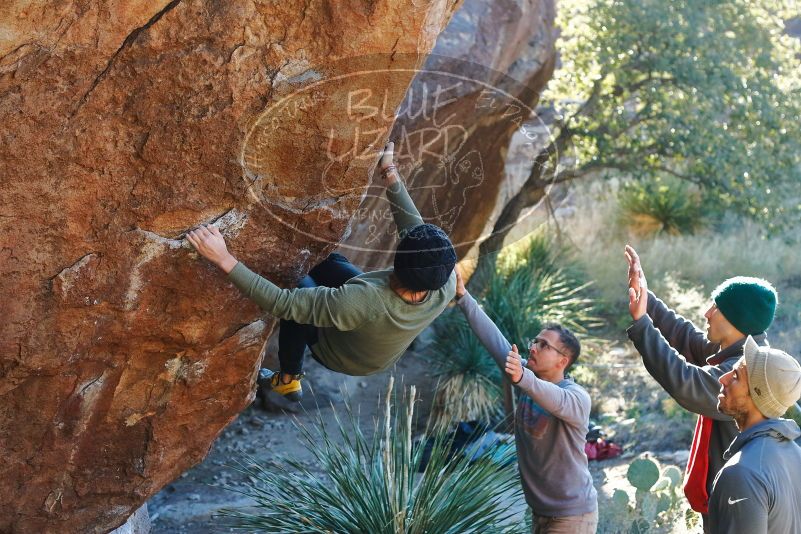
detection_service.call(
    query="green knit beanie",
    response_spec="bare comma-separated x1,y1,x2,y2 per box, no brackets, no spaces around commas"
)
712,276,777,335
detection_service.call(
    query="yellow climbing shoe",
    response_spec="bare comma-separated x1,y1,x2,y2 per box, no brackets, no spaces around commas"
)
258,369,303,402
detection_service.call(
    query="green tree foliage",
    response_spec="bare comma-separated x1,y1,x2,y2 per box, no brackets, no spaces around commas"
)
549,0,800,225
475,0,801,279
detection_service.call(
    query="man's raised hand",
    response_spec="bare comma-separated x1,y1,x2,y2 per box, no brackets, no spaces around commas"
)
625,245,642,294
505,344,524,384
186,225,238,274
625,245,648,320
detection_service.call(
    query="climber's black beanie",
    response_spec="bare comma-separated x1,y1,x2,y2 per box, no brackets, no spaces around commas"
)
394,224,457,291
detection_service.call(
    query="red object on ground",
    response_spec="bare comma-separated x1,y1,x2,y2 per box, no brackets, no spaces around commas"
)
585,439,623,461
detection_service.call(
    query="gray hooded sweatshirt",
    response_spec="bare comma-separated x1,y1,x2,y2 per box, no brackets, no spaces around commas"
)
709,418,801,534
457,293,597,517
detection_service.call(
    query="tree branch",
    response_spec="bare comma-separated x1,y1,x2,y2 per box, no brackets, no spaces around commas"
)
555,73,609,132
650,165,697,182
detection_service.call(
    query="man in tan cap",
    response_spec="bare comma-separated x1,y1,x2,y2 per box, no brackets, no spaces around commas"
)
709,336,801,534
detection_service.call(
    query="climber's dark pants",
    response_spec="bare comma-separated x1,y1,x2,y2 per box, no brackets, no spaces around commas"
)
277,253,363,375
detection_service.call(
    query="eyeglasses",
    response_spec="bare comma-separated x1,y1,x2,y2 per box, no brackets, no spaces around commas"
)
527,337,569,358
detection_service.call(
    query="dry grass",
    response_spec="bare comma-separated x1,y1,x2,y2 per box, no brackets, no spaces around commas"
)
558,179,801,354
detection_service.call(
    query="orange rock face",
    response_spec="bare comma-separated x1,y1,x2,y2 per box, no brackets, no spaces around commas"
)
340,0,557,268
0,1,460,531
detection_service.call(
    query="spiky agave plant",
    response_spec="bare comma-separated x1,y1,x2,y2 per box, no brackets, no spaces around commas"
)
216,378,523,533
483,230,600,342
617,178,703,237
426,311,503,431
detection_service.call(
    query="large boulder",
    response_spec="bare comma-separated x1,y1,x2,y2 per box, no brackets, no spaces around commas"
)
0,1,460,531
339,0,557,267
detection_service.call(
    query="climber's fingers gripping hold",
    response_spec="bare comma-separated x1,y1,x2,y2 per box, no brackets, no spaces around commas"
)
379,141,395,171
186,225,238,274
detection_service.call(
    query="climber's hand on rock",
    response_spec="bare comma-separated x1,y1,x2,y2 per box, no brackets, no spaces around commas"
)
186,225,238,274
379,141,395,170
379,141,399,185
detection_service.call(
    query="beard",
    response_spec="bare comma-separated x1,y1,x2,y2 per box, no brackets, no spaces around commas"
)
718,398,750,429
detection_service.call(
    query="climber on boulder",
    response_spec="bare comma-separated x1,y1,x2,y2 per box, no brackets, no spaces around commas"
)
186,142,457,401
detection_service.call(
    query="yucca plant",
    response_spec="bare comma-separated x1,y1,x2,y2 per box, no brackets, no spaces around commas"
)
482,230,600,342
216,378,524,533
617,178,703,237
426,312,503,431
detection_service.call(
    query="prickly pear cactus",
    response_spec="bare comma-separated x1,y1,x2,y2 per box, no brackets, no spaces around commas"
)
637,490,660,524
604,458,685,533
657,493,672,515
652,476,670,491
627,458,661,491
613,488,631,509
663,465,682,487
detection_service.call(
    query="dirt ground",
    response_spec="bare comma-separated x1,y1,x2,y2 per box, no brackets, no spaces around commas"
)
148,331,700,533
148,337,441,533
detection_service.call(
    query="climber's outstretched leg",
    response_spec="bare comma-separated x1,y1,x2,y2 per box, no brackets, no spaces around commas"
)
260,253,363,402
306,253,363,287
258,275,316,402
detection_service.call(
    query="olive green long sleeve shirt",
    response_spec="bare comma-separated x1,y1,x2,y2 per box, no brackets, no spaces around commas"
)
227,180,456,375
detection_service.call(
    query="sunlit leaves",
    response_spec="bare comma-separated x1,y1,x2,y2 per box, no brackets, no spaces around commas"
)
544,0,801,229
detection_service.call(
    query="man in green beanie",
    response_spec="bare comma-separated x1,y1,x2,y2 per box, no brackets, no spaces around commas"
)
624,245,778,532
